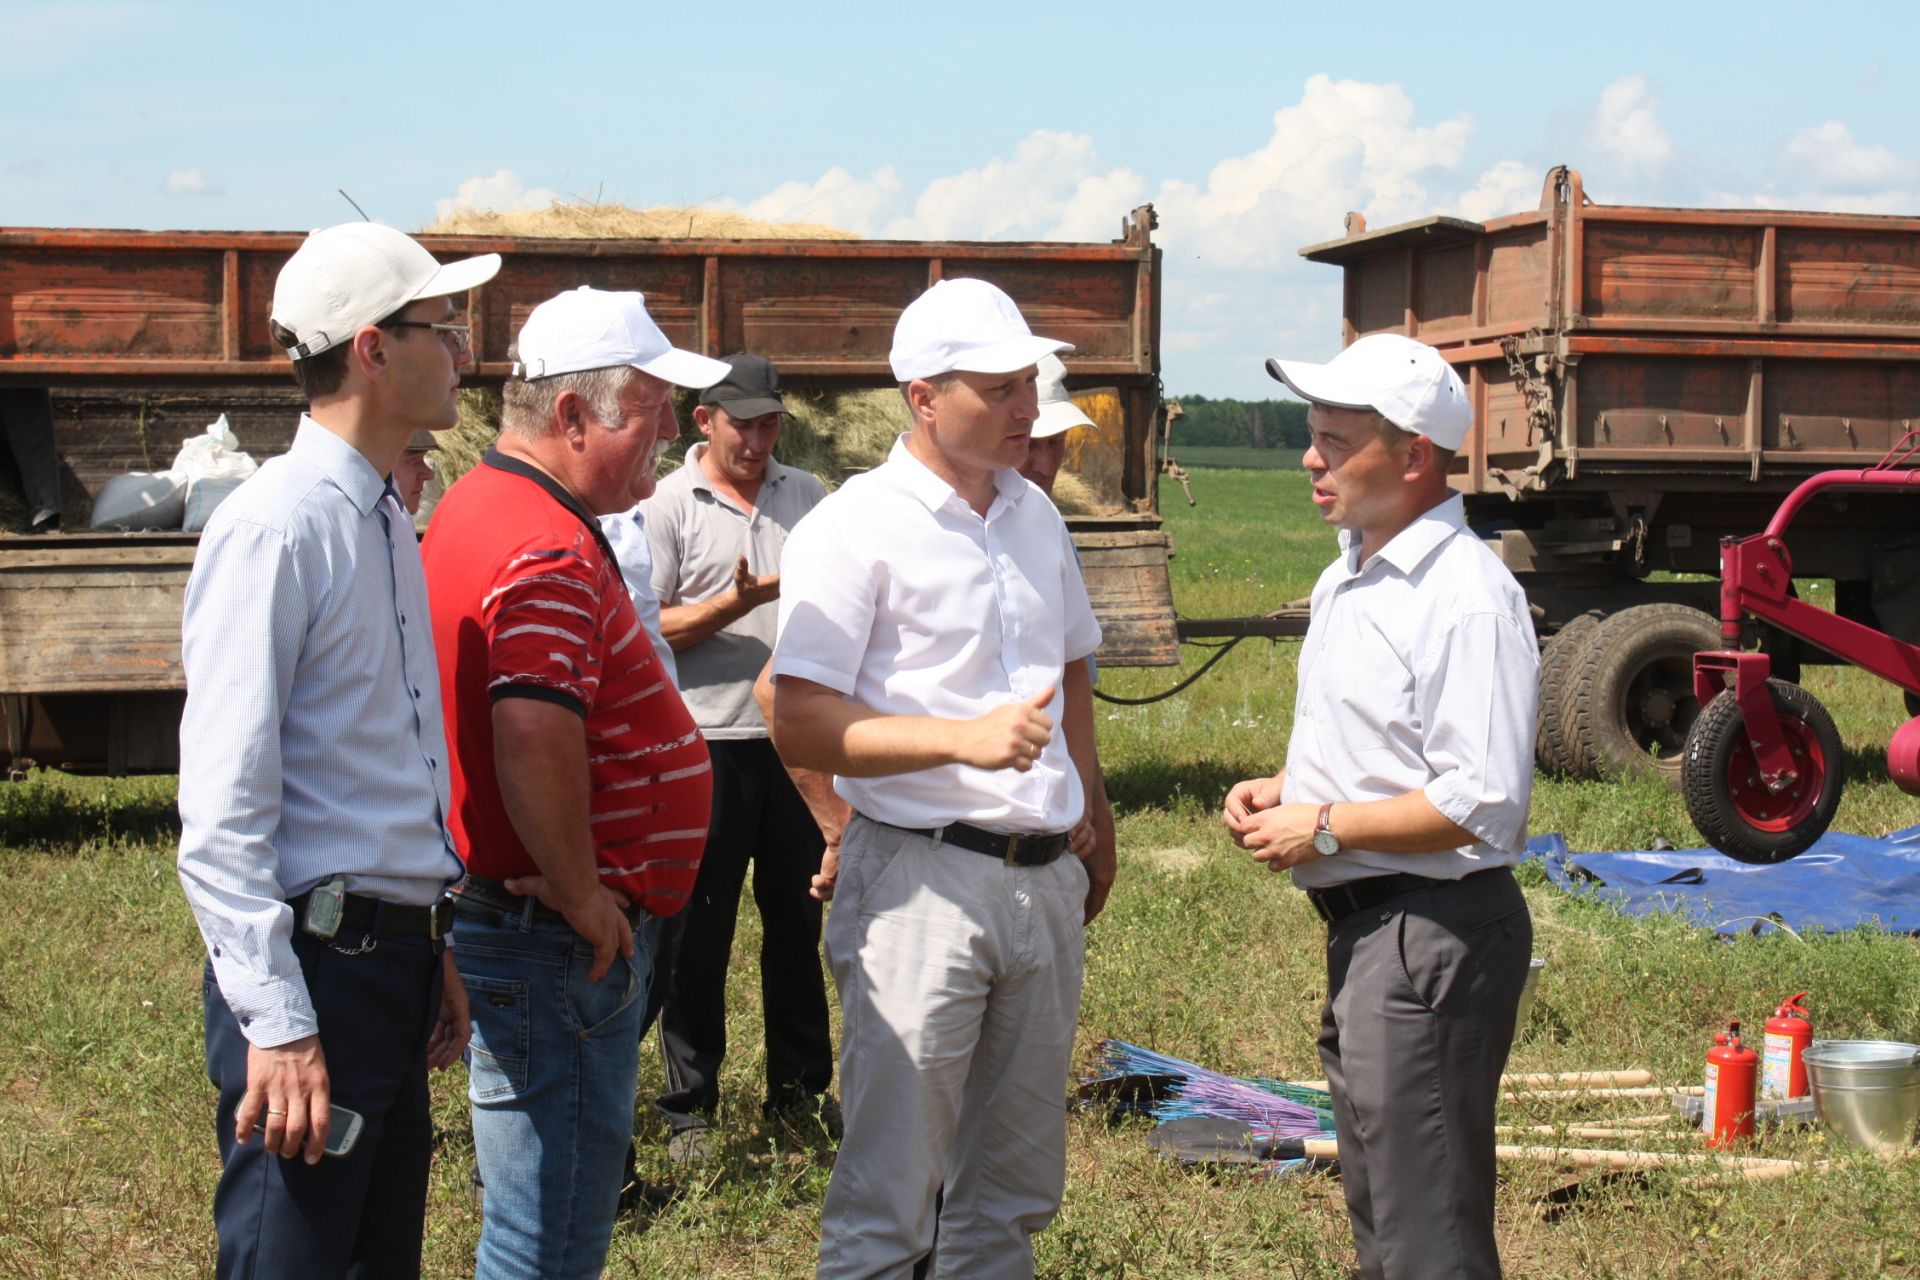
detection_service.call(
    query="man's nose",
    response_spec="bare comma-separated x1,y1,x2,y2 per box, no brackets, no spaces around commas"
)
658,405,681,442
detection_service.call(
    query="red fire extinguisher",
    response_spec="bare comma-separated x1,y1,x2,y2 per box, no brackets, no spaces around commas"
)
1703,1020,1758,1148
1762,992,1813,1101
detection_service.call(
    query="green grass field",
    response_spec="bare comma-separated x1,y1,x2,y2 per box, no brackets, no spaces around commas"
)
3,467,1918,1278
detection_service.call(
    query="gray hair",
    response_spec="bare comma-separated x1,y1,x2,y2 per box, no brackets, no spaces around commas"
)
501,365,631,439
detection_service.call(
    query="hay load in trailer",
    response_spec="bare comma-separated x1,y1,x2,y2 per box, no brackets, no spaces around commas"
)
0,205,1172,771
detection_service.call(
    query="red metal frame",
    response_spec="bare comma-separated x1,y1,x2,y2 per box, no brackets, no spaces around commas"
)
1694,432,1920,790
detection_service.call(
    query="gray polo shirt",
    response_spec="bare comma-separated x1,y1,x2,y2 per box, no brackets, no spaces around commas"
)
641,443,828,738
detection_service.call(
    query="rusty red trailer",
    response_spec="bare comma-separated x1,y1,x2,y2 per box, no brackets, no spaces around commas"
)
0,209,1173,771
1303,167,1920,783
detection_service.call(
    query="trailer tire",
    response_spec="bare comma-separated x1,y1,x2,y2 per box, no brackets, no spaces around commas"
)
1572,603,1723,785
1536,610,1606,777
1682,680,1843,863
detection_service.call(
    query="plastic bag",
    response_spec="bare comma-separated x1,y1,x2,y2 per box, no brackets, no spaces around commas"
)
89,472,187,530
182,475,249,532
171,414,258,482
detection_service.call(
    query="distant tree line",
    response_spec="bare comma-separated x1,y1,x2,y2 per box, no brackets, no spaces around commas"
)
1168,395,1310,449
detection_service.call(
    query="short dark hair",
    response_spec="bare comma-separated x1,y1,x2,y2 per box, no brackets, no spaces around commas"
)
269,320,350,400
268,300,421,402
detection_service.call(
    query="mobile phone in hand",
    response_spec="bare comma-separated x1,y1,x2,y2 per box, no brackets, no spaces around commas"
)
254,1103,364,1157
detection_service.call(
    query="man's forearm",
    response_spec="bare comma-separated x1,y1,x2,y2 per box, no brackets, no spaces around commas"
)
787,765,851,846
775,690,967,777
492,697,601,906
1327,789,1474,854
658,593,747,652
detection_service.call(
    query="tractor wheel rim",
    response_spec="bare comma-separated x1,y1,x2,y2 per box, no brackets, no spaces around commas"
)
1724,717,1827,832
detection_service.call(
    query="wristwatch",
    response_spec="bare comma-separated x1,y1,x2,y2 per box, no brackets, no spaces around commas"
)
1312,803,1341,856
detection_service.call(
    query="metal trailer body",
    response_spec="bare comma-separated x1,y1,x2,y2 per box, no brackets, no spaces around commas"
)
0,209,1172,771
1301,166,1920,782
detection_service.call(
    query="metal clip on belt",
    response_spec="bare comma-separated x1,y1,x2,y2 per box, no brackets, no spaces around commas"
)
908,820,1069,867
288,889,452,941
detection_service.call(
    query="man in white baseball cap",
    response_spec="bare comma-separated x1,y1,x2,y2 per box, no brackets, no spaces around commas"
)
424,286,727,1280
770,277,1116,1278
179,222,495,1277
1017,352,1097,499
1224,331,1537,1279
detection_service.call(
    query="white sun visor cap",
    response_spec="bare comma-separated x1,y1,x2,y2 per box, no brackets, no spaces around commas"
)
889,277,1072,382
1033,353,1097,439
271,222,500,360
1264,333,1472,450
513,286,733,389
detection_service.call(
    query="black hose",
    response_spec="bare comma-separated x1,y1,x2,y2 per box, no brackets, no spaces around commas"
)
1092,637,1245,706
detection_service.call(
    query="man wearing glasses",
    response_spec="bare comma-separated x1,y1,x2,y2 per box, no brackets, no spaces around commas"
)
177,222,496,1278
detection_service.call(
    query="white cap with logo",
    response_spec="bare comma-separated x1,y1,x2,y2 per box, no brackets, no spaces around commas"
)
271,222,500,360
1033,353,1097,439
889,277,1072,382
513,286,732,389
1264,333,1473,450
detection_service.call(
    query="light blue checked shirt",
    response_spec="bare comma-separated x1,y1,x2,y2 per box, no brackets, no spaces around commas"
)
177,416,462,1048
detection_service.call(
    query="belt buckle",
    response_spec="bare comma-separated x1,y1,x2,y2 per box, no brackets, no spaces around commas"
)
1004,834,1047,868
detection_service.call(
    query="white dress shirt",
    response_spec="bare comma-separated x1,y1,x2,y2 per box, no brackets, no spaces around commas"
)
1283,493,1538,889
177,416,462,1048
599,506,678,688
773,436,1101,834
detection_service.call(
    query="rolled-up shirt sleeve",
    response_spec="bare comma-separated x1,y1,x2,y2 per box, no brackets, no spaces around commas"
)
176,519,314,1048
771,507,873,695
1417,611,1538,852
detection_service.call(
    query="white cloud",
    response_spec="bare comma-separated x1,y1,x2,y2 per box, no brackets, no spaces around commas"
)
738,165,907,234
163,168,220,197
1779,122,1915,191
435,169,555,221
1447,161,1540,222
1589,74,1672,176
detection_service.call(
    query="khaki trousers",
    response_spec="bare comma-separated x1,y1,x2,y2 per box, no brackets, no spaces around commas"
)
816,815,1088,1280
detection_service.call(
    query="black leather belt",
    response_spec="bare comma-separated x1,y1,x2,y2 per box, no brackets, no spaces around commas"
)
889,819,1068,867
288,887,452,941
1306,871,1474,926
451,873,648,929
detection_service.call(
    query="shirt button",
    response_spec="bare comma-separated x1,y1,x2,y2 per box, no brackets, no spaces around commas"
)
429,758,438,770
412,687,422,699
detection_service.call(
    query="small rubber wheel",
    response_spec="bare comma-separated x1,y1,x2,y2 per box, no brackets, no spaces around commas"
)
1536,610,1605,777
1573,603,1724,786
1682,679,1844,863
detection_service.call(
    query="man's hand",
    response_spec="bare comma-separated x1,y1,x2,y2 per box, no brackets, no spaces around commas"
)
809,840,840,901
1222,772,1285,827
239,1035,330,1164
731,556,780,612
1225,800,1324,874
956,687,1055,772
501,874,636,982
425,948,471,1069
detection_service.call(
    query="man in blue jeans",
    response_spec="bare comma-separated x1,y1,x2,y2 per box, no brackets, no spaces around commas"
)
425,286,725,1280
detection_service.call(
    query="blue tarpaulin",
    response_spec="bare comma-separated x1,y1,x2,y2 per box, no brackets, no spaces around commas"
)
1527,825,1920,935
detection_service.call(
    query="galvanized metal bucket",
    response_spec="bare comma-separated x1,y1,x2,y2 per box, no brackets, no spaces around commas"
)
1802,1039,1920,1156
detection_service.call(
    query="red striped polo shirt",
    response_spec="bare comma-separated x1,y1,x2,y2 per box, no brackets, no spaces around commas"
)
424,450,710,916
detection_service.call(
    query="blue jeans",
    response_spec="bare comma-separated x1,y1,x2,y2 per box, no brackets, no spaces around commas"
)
454,900,649,1280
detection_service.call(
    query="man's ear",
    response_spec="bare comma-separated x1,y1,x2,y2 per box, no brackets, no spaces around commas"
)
905,379,939,429
553,389,593,445
1403,433,1437,480
692,404,715,435
346,325,387,383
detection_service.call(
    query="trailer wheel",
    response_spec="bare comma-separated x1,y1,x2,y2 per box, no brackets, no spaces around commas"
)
1572,603,1723,785
1682,680,1843,863
1536,610,1605,776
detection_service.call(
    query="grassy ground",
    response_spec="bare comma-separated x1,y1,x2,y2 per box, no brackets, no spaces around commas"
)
4,468,1918,1278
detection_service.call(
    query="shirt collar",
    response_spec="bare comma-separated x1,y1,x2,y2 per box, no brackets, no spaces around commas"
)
481,447,621,564
1339,491,1467,578
887,434,1027,519
291,415,391,517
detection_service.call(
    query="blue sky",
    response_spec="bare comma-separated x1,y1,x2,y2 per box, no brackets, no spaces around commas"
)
6,1,1916,396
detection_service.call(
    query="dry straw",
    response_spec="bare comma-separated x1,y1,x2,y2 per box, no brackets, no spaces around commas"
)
418,199,1100,512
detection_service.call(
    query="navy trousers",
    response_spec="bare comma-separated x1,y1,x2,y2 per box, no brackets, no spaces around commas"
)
654,737,832,1124
203,929,443,1280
